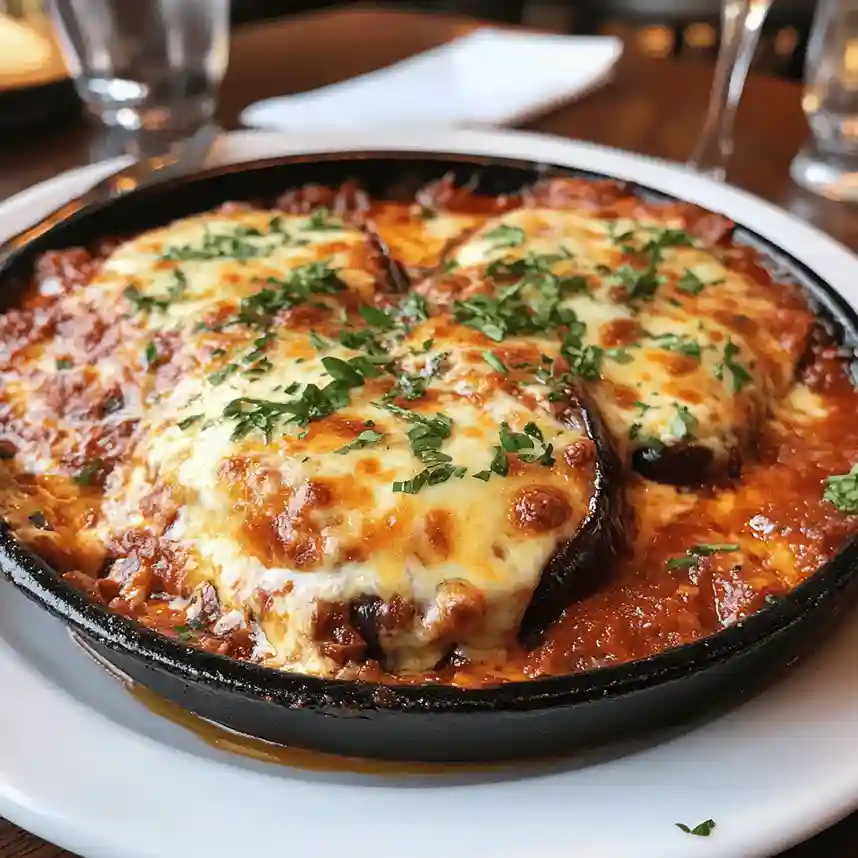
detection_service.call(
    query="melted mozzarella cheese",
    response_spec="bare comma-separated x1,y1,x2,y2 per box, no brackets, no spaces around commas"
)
88,211,599,675
443,208,804,467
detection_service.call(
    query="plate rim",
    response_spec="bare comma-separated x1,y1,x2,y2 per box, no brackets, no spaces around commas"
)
2,128,858,858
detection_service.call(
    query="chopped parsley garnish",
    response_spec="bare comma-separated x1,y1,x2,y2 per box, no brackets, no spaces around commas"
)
309,330,329,352
379,404,466,493
225,261,344,329
668,544,739,570
55,358,72,370
334,429,384,455
606,220,636,246
397,292,430,325
224,355,383,441
339,328,386,356
443,258,460,273
561,318,603,381
477,422,555,480
303,207,344,231
669,403,698,439
389,352,446,401
159,224,306,262
453,281,535,342
483,224,526,250
610,262,664,302
677,268,706,295
359,304,396,331
483,350,508,374
607,226,694,303
651,332,702,361
634,400,651,411
144,341,159,369
124,285,170,313
174,617,207,641
715,338,753,393
823,464,858,513
607,346,635,364
642,227,695,252
178,414,203,430
676,820,716,837
455,252,586,343
168,268,187,297
73,457,105,486
418,205,437,220
209,363,240,385
501,422,555,465
629,423,642,440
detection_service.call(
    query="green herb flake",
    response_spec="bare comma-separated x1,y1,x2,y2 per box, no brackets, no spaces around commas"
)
159,223,306,263
334,429,385,455
208,363,239,386
397,293,430,325
55,358,72,370
303,207,344,231
483,223,526,250
144,340,159,369
73,457,105,486
232,261,345,328
359,304,396,331
676,820,716,837
668,544,739,570
309,330,329,352
607,347,635,364
824,464,858,513
610,263,665,302
483,350,508,374
178,414,203,430
715,338,753,393
124,285,169,313
669,404,698,439
651,332,702,361
443,258,460,273
677,268,706,295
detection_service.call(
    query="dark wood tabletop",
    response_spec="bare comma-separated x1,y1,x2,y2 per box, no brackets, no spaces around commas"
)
1,5,856,857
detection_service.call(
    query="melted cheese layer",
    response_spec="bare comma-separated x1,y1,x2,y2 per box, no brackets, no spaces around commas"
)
79,209,601,675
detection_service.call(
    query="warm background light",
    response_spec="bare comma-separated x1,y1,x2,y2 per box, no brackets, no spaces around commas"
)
0,11,66,89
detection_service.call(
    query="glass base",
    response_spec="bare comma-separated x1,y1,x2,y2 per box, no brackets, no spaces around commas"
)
81,94,215,135
791,144,858,202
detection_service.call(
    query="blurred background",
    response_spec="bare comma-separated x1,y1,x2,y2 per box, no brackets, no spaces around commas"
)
232,0,817,81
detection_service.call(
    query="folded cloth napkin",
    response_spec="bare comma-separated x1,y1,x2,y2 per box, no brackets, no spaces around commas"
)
239,28,623,131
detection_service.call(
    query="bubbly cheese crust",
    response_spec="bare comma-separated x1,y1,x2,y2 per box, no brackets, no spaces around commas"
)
0,175,855,687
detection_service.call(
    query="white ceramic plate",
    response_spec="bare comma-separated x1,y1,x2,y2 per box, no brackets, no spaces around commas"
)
2,129,858,858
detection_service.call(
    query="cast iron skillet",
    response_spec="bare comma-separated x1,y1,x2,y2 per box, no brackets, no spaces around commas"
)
1,152,858,763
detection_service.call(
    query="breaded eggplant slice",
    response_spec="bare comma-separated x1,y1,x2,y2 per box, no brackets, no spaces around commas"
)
416,190,815,486
296,316,625,674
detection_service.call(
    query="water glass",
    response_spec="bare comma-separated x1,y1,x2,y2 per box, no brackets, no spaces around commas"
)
791,0,858,201
46,0,229,134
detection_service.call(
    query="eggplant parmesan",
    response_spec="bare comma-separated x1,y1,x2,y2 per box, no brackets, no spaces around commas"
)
1,174,857,687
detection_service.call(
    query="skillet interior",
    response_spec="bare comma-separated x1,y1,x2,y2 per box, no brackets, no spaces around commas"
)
2,151,858,762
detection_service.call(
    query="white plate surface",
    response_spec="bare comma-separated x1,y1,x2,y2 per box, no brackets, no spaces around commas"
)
2,129,858,858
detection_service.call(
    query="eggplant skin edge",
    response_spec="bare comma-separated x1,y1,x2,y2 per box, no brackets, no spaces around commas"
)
518,384,627,641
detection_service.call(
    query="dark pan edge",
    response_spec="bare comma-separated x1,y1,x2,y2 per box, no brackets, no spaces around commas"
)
1,150,857,718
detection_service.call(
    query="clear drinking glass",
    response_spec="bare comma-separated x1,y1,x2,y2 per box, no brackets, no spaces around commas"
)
689,0,775,180
791,0,858,201
46,0,229,134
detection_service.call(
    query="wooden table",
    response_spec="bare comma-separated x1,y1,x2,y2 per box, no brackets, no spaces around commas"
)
1,5,856,857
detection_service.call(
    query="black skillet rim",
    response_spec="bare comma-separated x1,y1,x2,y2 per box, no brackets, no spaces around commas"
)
1,149,857,714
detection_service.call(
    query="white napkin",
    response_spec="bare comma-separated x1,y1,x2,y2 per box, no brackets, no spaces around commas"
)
239,29,623,131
